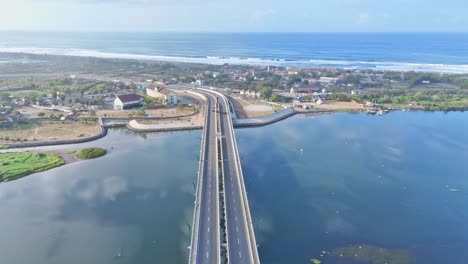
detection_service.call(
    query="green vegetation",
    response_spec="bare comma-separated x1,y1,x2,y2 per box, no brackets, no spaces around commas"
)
66,150,76,154
310,259,322,264
0,151,65,182
0,145,9,149
331,90,468,111
76,148,107,159
331,244,414,264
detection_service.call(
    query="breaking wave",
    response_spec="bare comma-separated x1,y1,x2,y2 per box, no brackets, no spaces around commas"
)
1,47,468,74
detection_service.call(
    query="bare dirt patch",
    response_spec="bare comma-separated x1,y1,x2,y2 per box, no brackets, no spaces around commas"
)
90,106,197,119
244,104,273,112
0,121,101,143
230,97,281,118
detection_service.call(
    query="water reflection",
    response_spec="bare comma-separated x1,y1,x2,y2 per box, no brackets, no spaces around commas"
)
238,111,468,264
0,129,201,264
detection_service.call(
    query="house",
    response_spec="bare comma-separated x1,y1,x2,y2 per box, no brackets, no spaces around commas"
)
196,79,206,86
318,77,338,85
146,84,178,105
114,94,142,110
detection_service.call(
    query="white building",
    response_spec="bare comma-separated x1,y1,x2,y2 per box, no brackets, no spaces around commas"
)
318,77,338,85
146,84,178,105
114,94,142,110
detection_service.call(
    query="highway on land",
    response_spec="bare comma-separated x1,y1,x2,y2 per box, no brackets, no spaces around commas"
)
192,92,220,264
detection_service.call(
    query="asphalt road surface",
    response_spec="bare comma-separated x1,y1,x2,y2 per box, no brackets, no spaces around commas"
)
218,97,254,264
194,92,220,264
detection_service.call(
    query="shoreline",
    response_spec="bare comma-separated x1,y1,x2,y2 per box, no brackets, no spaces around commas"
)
2,50,468,74
2,108,460,150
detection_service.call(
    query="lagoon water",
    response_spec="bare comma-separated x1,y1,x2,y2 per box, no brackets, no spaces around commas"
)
238,111,468,263
0,130,202,264
0,112,467,264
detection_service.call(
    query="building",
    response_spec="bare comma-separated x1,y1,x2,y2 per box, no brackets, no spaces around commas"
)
196,79,206,86
318,77,338,85
146,84,178,105
114,94,142,110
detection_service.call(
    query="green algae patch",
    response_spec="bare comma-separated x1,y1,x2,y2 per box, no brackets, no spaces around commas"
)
0,151,65,182
76,148,106,159
331,244,414,264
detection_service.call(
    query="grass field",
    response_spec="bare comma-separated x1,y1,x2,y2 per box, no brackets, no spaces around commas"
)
0,151,65,182
76,148,107,159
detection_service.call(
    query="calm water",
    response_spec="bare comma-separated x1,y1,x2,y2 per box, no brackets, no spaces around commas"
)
0,112,467,264
238,111,468,263
0,129,201,264
1,32,468,72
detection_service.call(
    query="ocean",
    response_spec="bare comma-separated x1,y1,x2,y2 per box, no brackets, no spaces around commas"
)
1,32,468,73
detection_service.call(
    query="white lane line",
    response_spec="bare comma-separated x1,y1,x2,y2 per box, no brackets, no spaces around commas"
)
208,216,210,222
235,216,237,221
208,227,210,233
206,251,209,259
239,252,242,258
238,238,240,245
236,226,238,233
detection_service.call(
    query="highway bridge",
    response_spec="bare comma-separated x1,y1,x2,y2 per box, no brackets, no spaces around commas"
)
188,90,260,264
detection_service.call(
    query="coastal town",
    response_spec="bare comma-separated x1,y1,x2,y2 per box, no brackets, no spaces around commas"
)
1,52,467,145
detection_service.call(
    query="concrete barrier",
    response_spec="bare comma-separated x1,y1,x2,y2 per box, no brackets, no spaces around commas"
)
188,91,209,264
233,107,296,128
127,120,202,132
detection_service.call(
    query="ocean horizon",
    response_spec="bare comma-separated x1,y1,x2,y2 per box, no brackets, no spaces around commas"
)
1,31,468,73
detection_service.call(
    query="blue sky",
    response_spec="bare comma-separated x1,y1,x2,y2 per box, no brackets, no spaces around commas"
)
1,0,467,32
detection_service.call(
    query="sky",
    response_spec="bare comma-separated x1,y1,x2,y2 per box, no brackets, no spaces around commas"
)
0,0,467,32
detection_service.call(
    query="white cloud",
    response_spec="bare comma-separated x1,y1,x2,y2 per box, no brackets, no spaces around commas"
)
250,9,277,23
358,11,369,24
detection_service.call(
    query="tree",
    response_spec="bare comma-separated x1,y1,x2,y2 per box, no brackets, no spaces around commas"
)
89,110,97,119
260,86,273,99
0,92,11,102
271,94,280,102
37,112,45,118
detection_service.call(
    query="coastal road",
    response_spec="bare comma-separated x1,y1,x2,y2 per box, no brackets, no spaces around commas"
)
190,92,220,264
217,94,258,264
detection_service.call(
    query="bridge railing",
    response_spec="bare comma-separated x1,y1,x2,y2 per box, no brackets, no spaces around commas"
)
188,92,208,264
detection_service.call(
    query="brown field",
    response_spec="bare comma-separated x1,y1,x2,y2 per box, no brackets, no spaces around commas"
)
85,106,197,119
0,121,101,143
304,101,365,111
137,112,204,126
17,106,64,119
230,97,282,118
